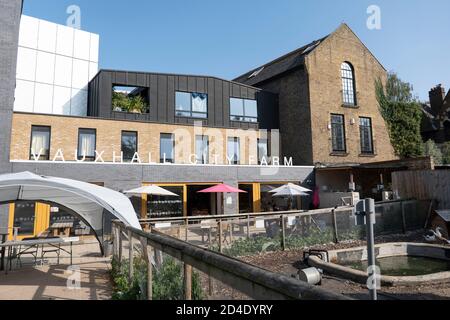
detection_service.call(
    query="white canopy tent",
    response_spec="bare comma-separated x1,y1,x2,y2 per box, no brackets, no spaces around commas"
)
0,172,141,252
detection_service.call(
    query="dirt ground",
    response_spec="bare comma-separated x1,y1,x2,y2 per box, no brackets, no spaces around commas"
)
209,231,450,300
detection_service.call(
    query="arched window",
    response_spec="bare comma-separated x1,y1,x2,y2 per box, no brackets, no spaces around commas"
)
341,62,356,106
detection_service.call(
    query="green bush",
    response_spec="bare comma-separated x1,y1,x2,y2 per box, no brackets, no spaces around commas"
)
111,256,204,300
112,91,147,113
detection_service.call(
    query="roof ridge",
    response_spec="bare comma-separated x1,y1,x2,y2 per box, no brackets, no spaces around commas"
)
233,35,329,81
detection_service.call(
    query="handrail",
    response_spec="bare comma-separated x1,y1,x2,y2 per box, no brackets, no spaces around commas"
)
113,221,351,300
139,206,354,223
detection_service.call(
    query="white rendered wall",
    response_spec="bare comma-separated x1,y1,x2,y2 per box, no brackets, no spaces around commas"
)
14,15,99,116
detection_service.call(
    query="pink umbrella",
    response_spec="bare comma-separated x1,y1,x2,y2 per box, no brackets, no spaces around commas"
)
197,184,246,215
197,184,247,194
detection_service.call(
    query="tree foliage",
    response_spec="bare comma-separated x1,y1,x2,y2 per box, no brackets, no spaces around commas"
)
423,140,443,165
112,91,147,113
376,74,424,158
384,72,415,103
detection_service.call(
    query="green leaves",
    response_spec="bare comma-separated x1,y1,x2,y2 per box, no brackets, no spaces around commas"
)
376,75,424,158
112,91,147,113
111,256,204,300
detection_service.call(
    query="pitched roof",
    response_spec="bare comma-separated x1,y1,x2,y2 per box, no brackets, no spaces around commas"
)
233,36,329,86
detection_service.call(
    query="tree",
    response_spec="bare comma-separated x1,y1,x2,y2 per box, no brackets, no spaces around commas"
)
440,142,450,165
376,74,424,158
385,72,415,103
423,140,443,165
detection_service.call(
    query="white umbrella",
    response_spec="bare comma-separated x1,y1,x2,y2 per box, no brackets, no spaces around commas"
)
124,185,179,197
269,183,312,194
272,189,309,197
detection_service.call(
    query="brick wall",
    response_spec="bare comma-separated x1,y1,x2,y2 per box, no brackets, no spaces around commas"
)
11,113,262,165
306,24,397,165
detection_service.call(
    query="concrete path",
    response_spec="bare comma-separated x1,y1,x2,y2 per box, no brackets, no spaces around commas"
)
0,238,112,300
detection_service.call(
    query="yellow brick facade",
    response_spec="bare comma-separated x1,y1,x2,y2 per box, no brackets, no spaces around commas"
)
306,24,397,164
10,113,262,165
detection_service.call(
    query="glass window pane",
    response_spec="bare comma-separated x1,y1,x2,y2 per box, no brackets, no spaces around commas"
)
175,92,191,112
192,93,207,113
160,133,174,163
13,201,36,235
258,139,268,164
121,131,137,161
227,137,240,165
78,129,96,159
331,114,346,152
196,135,209,164
30,126,50,160
244,99,258,118
191,112,207,119
230,98,244,116
360,117,373,154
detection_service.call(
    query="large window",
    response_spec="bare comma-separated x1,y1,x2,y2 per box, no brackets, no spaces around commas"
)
195,135,209,164
77,129,96,161
331,114,346,153
341,62,356,106
121,131,138,162
230,98,258,122
227,137,240,165
360,117,374,154
30,126,50,160
160,133,175,163
257,139,269,164
175,91,208,118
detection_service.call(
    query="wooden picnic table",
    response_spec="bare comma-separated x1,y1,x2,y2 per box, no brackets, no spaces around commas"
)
49,222,74,237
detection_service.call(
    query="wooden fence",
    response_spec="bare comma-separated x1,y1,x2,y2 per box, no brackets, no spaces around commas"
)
111,220,350,300
392,170,450,209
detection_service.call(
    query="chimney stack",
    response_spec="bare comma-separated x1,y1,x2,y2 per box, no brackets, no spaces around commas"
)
429,84,446,116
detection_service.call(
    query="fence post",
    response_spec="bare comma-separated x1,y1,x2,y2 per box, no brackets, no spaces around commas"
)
281,215,286,251
184,263,192,300
218,219,223,253
118,226,123,262
331,209,339,244
185,217,188,241
247,214,250,239
139,236,153,300
400,201,407,234
128,229,134,282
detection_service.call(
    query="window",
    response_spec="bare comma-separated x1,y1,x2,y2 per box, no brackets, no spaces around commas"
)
341,62,356,106
121,131,137,162
77,129,96,161
257,139,269,164
195,135,209,164
360,117,374,154
30,126,50,160
160,133,175,163
227,137,240,165
331,114,346,153
175,91,207,118
230,98,258,122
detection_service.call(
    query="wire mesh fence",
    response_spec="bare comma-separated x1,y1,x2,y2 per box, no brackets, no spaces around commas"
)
142,199,431,258
111,221,348,301
109,199,430,300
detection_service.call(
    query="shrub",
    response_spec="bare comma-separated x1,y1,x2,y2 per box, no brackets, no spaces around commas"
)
111,256,204,300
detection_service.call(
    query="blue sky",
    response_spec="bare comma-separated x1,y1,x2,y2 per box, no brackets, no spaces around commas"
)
23,0,450,101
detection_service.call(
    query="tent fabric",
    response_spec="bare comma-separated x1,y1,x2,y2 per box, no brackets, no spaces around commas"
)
124,185,179,197
0,172,141,238
197,184,247,194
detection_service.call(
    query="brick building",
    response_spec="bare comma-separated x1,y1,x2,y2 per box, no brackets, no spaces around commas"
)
235,24,397,166
0,0,398,240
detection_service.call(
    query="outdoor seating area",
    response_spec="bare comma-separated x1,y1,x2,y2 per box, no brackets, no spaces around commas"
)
0,236,80,274
0,238,112,300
